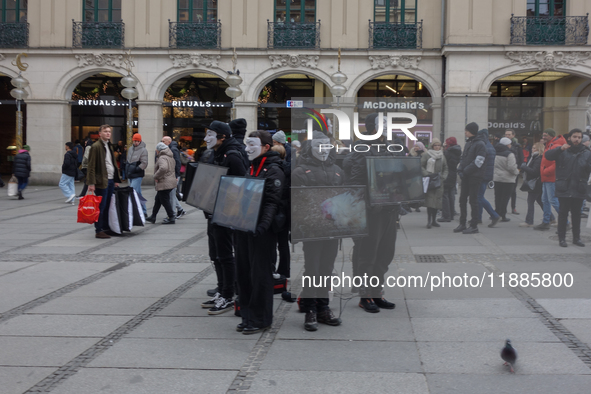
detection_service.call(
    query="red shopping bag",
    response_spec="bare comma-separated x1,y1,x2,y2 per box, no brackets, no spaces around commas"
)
77,194,102,224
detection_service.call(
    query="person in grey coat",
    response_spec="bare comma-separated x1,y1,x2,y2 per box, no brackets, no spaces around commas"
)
126,133,149,216
493,137,519,222
146,143,177,224
421,138,448,228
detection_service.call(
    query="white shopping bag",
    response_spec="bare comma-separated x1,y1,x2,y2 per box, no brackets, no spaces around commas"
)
7,175,18,197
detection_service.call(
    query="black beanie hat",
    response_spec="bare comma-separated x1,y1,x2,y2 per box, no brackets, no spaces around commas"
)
465,122,479,135
229,118,247,138
208,120,232,138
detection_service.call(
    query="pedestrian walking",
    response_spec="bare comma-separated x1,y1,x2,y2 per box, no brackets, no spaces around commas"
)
545,128,591,247
59,142,78,203
161,136,186,218
86,125,122,239
13,144,31,200
476,129,501,227
535,129,566,230
145,143,177,225
493,138,519,222
421,138,448,228
455,122,487,234
505,129,524,214
439,137,461,222
519,142,545,227
79,138,92,197
126,133,149,216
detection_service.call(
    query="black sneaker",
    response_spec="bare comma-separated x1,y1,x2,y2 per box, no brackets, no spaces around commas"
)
176,209,186,218
304,310,318,331
462,226,479,234
145,216,156,224
242,325,271,335
373,297,395,310
453,224,467,233
559,240,568,247
488,217,500,228
162,217,176,224
236,322,247,332
573,239,585,247
500,217,511,222
317,308,342,326
208,297,234,315
201,292,220,309
359,298,380,313
207,287,219,297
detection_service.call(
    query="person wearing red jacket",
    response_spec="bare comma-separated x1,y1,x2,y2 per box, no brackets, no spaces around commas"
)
535,128,566,230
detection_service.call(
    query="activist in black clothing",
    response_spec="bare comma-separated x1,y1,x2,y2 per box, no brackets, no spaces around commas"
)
13,145,31,199
343,113,398,313
201,121,249,315
520,142,544,226
292,131,344,331
455,122,487,234
506,129,524,213
439,137,461,222
229,118,247,143
234,131,285,334
545,128,591,247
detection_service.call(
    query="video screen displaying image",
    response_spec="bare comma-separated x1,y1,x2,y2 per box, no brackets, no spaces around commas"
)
366,157,424,205
185,163,229,214
291,186,368,242
212,176,265,233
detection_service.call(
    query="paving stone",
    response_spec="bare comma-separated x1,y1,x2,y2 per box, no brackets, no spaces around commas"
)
537,299,591,319
121,262,210,273
521,272,591,299
125,316,251,339
0,314,131,337
27,296,160,316
407,299,535,318
0,367,57,394
560,319,591,347
0,337,100,366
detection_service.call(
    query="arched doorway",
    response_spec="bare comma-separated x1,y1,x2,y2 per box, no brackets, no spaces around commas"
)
71,72,134,144
0,73,27,176
162,73,230,152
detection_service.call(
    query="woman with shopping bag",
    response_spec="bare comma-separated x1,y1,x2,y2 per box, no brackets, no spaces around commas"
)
12,145,31,200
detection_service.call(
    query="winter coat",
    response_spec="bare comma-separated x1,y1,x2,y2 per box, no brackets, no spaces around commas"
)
520,152,543,193
81,145,91,170
154,148,177,191
247,151,286,235
213,137,249,176
343,137,394,186
169,141,182,178
74,144,84,163
443,144,461,187
86,140,122,189
545,144,591,199
482,139,496,183
421,150,449,210
126,141,148,179
284,142,292,163
292,140,343,187
493,144,519,183
13,150,31,178
62,150,79,177
510,142,524,167
541,135,566,183
458,133,487,180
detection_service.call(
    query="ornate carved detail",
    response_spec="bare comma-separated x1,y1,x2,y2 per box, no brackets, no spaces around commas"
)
75,54,125,68
169,54,221,69
269,54,319,69
0,54,5,61
369,55,421,70
506,51,591,71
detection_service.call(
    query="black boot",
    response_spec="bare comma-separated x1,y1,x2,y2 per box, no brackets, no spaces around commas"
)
426,209,432,229
18,191,24,200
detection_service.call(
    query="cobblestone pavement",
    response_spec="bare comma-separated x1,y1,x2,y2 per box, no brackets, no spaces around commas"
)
1,184,590,393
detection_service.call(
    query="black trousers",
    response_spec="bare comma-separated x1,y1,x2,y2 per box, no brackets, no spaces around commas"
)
300,239,339,312
558,197,584,241
207,221,236,299
459,177,481,227
151,189,174,219
494,182,514,220
275,227,291,278
351,206,399,298
441,185,456,220
235,230,276,328
510,175,519,210
525,190,544,225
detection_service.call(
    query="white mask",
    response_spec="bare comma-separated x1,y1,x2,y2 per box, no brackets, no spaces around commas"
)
245,137,263,161
204,130,218,149
311,138,331,162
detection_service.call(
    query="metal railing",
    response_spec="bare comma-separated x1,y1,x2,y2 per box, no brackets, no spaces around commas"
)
369,20,423,49
169,20,221,49
72,20,125,49
267,20,320,49
0,22,28,48
510,14,589,45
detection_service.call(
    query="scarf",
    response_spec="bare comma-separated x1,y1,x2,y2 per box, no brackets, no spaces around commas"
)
425,149,443,173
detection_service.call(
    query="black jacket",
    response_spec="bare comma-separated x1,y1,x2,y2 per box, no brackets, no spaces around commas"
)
169,141,182,178
443,144,462,187
292,140,343,187
342,136,394,186
248,151,286,235
213,137,249,176
458,134,487,180
13,151,31,178
511,142,524,167
545,144,591,199
520,152,543,192
62,150,79,177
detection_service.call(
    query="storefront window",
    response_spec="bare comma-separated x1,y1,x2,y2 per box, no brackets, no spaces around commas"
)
0,0,27,22
275,0,316,23
178,0,217,23
83,0,122,22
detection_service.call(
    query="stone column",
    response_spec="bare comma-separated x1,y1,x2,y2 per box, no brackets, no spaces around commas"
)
443,93,490,148
26,100,71,185
234,101,258,137
137,100,163,184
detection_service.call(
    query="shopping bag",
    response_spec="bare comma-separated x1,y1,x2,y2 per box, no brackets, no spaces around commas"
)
77,193,102,224
7,175,18,197
422,177,430,194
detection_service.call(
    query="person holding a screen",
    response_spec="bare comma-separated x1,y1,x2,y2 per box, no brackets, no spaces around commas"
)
292,131,344,331
234,130,285,334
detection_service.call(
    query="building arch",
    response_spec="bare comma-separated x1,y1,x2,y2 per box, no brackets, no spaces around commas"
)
151,68,228,102
245,68,333,103
56,67,146,101
348,68,440,98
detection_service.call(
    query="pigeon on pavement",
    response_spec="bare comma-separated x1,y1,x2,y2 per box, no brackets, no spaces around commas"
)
501,339,517,373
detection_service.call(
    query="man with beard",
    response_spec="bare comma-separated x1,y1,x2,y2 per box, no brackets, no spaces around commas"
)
200,121,249,315
545,128,591,247
234,131,285,334
343,113,398,313
292,131,343,331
